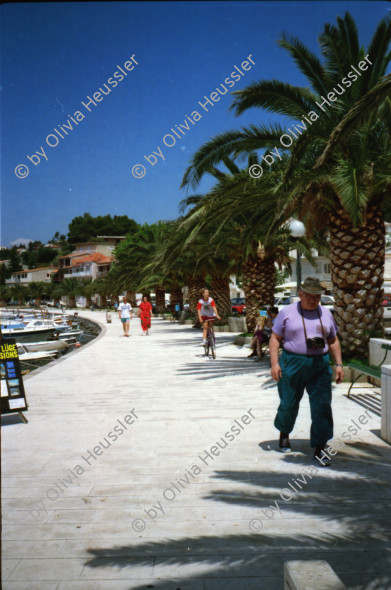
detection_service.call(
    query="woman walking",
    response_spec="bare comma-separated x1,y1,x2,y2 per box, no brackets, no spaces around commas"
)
139,295,153,335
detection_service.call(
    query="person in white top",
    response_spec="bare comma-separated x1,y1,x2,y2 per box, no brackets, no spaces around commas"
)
118,296,133,337
197,288,221,346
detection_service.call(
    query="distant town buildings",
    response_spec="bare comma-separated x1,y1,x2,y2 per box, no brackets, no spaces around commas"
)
6,266,57,285
5,237,127,286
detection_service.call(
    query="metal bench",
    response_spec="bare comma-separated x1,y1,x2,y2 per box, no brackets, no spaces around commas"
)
347,343,391,398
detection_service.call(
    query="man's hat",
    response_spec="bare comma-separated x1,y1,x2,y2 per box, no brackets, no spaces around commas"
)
300,277,324,295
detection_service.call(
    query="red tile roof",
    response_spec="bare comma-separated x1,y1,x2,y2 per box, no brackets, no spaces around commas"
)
58,252,89,260
71,253,112,266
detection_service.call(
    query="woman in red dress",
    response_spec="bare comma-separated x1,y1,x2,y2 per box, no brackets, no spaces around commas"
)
139,295,153,335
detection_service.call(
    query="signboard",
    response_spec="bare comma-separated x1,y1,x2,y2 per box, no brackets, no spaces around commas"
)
0,338,28,414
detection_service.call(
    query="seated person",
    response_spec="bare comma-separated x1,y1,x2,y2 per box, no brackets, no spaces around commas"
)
264,306,279,336
248,316,266,359
248,307,279,359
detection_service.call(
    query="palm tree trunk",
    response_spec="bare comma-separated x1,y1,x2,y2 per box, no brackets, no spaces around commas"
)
126,291,137,307
155,286,165,313
242,255,276,331
211,277,231,322
188,275,205,316
170,287,183,308
329,204,384,358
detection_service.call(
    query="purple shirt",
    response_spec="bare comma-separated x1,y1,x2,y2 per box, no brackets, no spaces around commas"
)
272,302,338,355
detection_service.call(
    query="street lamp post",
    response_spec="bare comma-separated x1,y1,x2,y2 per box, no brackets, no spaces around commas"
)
288,220,306,295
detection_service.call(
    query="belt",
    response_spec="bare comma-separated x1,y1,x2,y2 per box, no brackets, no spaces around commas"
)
283,349,329,358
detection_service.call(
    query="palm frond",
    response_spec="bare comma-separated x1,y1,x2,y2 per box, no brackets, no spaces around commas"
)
364,14,391,91
180,123,287,189
277,33,330,95
230,80,318,119
319,13,360,81
315,74,391,167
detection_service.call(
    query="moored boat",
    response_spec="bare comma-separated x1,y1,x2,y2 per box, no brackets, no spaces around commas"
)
1,320,57,342
16,344,58,361
22,340,69,353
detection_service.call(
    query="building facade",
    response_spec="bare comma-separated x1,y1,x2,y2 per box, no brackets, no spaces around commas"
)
6,266,57,285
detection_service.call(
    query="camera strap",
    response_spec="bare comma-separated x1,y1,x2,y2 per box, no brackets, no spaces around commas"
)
299,303,325,340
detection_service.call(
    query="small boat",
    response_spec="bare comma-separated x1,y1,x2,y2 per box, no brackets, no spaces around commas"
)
22,340,69,353
1,320,57,342
56,330,83,342
17,344,58,361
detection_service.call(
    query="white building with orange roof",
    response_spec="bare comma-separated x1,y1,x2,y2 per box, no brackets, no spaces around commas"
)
6,265,58,284
57,251,113,281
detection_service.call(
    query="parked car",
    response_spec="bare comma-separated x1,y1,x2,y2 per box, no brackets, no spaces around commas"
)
275,294,335,313
275,295,294,309
382,294,391,319
320,295,335,310
231,297,246,315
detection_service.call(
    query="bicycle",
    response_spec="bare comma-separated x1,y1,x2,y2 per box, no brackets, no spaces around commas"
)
204,320,216,359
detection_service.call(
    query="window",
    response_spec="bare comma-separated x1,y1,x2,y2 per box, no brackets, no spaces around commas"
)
324,263,331,274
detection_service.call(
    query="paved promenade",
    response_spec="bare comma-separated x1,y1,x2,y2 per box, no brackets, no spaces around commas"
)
2,312,391,590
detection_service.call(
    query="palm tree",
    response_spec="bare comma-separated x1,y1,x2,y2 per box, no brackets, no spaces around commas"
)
28,281,47,307
60,278,80,308
0,285,9,307
46,281,63,307
79,278,94,307
179,158,306,330
93,277,113,308
181,12,391,355
110,221,185,314
10,284,27,306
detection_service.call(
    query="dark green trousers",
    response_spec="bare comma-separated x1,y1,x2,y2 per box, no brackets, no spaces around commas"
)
274,350,333,447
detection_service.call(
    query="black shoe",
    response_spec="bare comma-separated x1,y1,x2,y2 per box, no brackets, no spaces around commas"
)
314,446,331,467
247,351,257,358
279,432,291,453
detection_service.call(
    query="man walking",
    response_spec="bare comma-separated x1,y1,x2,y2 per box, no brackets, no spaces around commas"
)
269,278,344,466
118,296,133,337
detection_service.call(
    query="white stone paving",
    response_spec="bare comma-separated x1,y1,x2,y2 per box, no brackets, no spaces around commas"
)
2,311,391,590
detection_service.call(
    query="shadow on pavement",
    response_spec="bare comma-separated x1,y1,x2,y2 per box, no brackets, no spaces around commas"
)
84,440,391,589
1,413,26,426
177,357,271,380
345,391,381,417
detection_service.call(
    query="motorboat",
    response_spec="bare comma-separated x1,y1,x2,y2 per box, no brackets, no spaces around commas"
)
1,319,58,342
55,329,83,342
22,340,69,353
17,344,58,361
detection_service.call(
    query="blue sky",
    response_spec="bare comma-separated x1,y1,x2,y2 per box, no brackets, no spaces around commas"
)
1,1,390,246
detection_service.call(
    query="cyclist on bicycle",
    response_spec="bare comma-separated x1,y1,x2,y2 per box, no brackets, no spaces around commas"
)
197,288,221,346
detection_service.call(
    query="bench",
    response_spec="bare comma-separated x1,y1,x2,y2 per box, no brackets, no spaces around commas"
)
347,343,391,398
